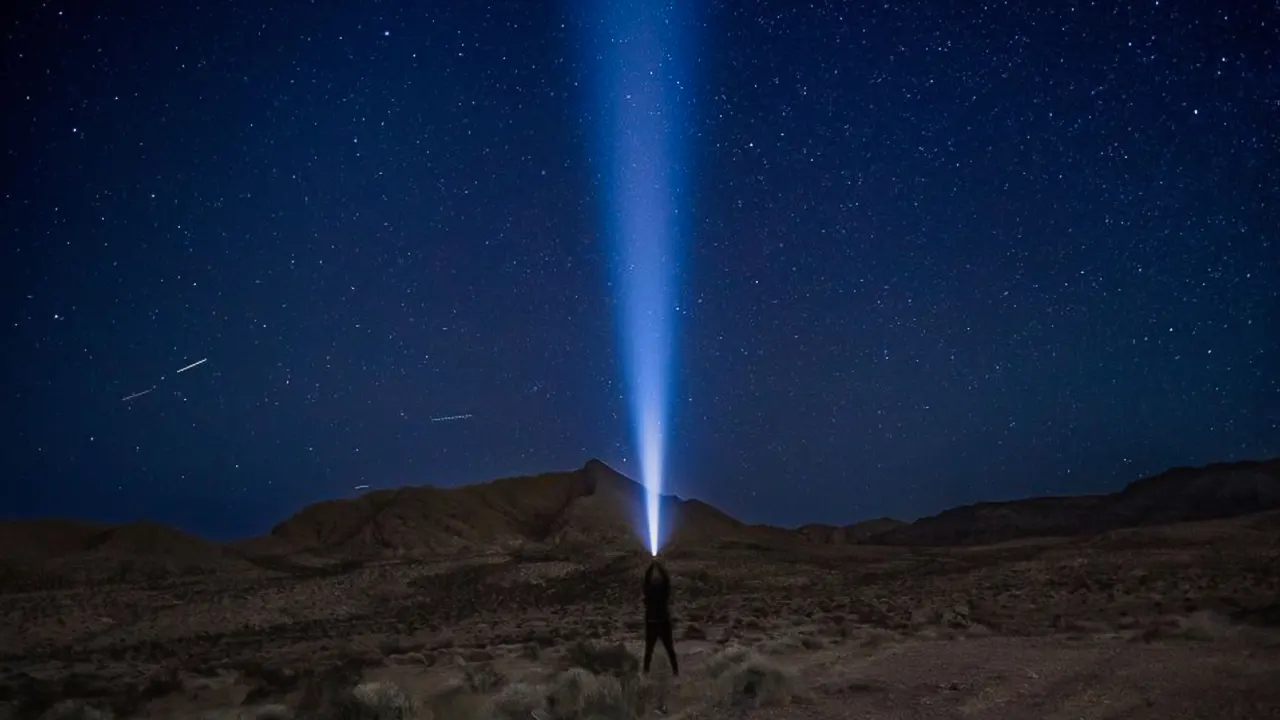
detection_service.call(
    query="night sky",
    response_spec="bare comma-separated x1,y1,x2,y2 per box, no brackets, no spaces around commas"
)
4,1,1277,540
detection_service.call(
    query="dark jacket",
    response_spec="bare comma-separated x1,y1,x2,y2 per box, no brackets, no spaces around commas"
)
643,561,671,624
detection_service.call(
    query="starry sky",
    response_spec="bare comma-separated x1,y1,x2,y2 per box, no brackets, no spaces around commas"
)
4,1,1277,540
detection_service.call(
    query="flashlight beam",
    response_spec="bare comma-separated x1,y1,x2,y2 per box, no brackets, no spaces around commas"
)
580,0,695,556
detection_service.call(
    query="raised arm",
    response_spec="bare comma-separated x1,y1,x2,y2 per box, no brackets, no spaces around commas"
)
655,561,670,586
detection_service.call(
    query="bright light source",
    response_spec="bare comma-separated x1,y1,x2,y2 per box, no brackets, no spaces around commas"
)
577,0,695,556
641,406,662,555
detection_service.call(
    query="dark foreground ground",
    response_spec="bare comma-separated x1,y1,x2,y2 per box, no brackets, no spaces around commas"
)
2,511,1278,719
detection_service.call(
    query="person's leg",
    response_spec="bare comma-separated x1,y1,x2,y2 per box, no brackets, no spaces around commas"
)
659,621,678,676
643,622,658,673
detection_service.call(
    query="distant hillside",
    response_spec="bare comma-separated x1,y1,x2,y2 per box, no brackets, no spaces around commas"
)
1,456,1277,580
867,458,1280,546
796,518,906,545
0,518,250,590
0,519,114,560
0,518,238,564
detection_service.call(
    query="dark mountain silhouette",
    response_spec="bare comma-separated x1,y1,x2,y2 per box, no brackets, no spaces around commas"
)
0,518,251,590
867,458,1280,546
796,518,907,545
257,458,786,558
0,518,237,564
1,457,1277,575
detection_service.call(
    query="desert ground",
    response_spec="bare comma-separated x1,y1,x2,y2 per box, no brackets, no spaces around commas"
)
2,505,1279,720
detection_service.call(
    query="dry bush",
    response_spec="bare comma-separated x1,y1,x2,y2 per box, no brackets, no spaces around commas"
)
422,683,487,720
337,681,424,720
461,661,507,694
465,630,664,720
379,636,425,657
562,640,639,677
386,652,431,667
963,623,994,638
914,625,961,641
545,667,646,719
1168,611,1240,641
1129,611,1244,644
858,627,898,648
1179,611,1238,640
485,681,546,720
253,705,295,720
202,707,295,720
758,634,803,655
682,623,708,640
702,645,750,677
1056,617,1112,637
37,701,114,720
702,646,800,708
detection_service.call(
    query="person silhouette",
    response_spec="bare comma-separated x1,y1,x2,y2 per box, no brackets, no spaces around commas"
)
642,558,679,677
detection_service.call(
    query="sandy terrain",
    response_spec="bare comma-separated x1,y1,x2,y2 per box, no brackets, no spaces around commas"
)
2,507,1278,719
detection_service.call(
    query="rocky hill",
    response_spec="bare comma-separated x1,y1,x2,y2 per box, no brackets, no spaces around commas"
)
265,458,804,558
257,458,778,557
2,457,1277,579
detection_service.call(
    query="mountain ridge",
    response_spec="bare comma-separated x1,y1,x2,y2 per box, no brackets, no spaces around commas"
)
2,456,1277,572
868,457,1280,546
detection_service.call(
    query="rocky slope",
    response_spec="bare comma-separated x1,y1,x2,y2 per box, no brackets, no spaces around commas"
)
258,458,783,557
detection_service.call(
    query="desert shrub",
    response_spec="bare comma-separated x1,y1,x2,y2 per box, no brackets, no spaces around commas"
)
545,667,597,716
563,640,639,677
914,626,960,641
254,705,295,720
379,636,424,656
703,647,799,708
387,652,430,667
296,660,367,715
758,635,802,655
486,659,654,720
238,660,305,704
220,702,293,717
703,645,751,677
422,682,487,720
1173,611,1238,641
545,667,644,720
860,627,898,648
681,623,707,640
37,701,113,720
462,662,506,694
1133,611,1239,644
963,623,994,638
1172,607,1233,635
460,648,495,663
337,681,423,720
485,681,546,720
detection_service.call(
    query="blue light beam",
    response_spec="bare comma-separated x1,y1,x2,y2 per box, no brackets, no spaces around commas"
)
579,1,695,555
